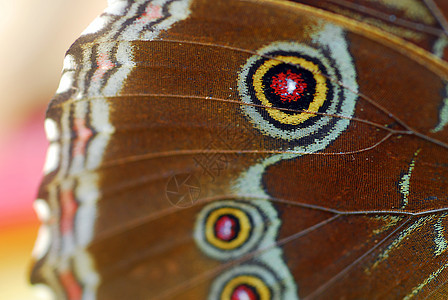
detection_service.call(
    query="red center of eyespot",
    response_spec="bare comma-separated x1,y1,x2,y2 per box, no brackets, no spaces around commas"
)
231,284,259,300
214,215,238,241
270,69,308,103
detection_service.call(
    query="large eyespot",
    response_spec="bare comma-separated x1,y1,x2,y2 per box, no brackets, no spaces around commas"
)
251,55,329,126
209,264,283,300
238,27,358,151
194,201,266,260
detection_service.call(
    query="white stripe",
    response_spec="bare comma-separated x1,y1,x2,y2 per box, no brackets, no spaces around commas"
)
75,173,100,246
56,71,76,94
32,284,56,300
34,199,51,222
105,0,129,15
43,143,60,174
87,43,115,97
32,200,52,259
102,41,135,96
56,55,77,94
75,46,93,100
32,225,52,260
58,103,72,177
63,54,76,70
85,98,115,170
431,85,448,133
73,250,100,300
82,15,113,36
69,101,89,175
141,0,193,40
37,1,195,298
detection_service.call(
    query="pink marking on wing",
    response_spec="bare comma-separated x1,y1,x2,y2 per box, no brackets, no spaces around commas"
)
135,4,163,26
59,270,82,300
72,118,93,157
60,188,78,234
92,52,115,82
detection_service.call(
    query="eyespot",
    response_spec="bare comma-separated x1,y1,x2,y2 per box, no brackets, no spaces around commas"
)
209,264,283,300
194,201,265,260
250,55,330,127
205,207,252,250
238,31,358,151
195,199,297,297
221,275,270,300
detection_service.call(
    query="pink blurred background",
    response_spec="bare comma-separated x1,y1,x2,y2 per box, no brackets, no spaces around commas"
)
0,1,105,298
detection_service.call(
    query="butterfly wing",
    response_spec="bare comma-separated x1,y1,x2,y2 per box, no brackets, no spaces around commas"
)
297,0,448,61
31,0,448,299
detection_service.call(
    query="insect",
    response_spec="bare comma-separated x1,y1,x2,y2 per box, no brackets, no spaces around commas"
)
31,0,448,299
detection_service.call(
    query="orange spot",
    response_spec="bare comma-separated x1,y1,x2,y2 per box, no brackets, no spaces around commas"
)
59,270,82,300
60,189,77,234
135,4,163,25
73,118,92,156
92,52,115,82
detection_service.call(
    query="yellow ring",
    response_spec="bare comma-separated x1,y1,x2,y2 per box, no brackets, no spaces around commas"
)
252,55,328,125
221,275,270,300
205,208,251,250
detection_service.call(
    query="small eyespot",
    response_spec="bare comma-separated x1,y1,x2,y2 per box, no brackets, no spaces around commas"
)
209,264,284,300
194,201,266,260
205,207,252,250
221,275,271,300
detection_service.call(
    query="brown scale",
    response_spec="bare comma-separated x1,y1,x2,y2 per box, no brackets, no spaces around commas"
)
296,0,448,60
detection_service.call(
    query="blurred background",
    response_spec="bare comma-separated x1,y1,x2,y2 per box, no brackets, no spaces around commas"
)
0,1,105,298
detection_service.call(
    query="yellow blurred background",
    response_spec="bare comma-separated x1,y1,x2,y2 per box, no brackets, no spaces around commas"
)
0,1,105,299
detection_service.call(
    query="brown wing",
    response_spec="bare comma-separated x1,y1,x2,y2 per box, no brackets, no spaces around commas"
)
296,0,448,61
